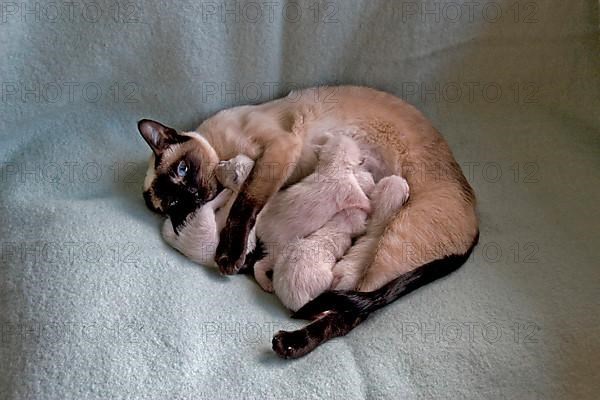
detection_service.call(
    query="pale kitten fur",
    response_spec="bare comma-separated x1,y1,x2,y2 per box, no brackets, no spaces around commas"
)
254,135,372,292
273,174,409,311
332,175,410,290
273,208,369,311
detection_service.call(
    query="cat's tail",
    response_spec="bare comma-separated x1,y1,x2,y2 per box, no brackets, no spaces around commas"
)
271,232,478,359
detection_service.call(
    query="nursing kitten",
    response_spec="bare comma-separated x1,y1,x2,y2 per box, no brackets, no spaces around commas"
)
253,135,371,292
273,208,369,312
273,174,409,311
162,155,254,268
331,175,410,290
139,86,479,358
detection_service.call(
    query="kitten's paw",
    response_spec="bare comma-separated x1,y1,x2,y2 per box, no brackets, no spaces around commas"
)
216,156,254,189
272,330,310,359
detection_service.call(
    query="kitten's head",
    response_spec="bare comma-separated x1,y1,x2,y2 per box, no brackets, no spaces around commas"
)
138,119,220,230
318,135,363,171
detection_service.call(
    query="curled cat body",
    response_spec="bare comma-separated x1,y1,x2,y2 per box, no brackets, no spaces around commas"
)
139,85,479,358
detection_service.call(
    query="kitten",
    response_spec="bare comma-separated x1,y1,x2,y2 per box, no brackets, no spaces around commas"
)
331,175,411,290
273,208,369,312
162,155,254,268
273,174,409,311
253,134,372,292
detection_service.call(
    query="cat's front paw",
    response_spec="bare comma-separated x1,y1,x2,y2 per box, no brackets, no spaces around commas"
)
215,252,246,275
215,224,248,275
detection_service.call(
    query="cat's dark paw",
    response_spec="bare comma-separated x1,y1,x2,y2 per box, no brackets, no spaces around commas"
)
215,253,246,275
216,191,259,274
272,330,312,359
215,228,248,275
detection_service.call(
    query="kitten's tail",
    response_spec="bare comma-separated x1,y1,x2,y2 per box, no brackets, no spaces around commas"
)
271,232,479,359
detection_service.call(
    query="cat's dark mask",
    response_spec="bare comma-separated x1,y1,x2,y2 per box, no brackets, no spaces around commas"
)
138,119,220,232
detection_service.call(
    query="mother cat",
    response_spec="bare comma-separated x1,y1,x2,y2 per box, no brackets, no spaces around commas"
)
139,86,479,358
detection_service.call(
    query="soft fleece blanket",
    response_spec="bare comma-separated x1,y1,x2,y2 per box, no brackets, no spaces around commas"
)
1,1,598,399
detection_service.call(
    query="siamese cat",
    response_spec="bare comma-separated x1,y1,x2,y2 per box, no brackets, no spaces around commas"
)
139,85,479,359
161,155,255,268
253,134,372,293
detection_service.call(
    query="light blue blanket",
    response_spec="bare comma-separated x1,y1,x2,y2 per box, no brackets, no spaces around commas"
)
1,1,598,398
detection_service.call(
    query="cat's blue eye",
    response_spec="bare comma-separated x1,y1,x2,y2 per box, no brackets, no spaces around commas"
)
177,160,188,177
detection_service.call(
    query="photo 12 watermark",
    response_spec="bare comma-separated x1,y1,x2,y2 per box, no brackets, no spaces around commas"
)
192,1,340,24
395,1,540,24
402,160,541,185
396,81,540,105
393,319,541,344
0,1,143,24
1,320,144,344
200,320,301,344
160,239,541,267
186,81,340,105
0,161,145,185
0,240,178,269
1,81,141,104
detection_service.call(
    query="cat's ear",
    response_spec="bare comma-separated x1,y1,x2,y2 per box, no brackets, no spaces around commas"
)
138,119,179,156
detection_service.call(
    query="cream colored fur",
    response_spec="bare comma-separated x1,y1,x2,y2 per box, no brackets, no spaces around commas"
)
332,175,411,290
272,175,409,311
253,135,372,292
273,208,369,311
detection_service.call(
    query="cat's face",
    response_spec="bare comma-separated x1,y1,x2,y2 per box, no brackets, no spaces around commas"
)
138,119,221,230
